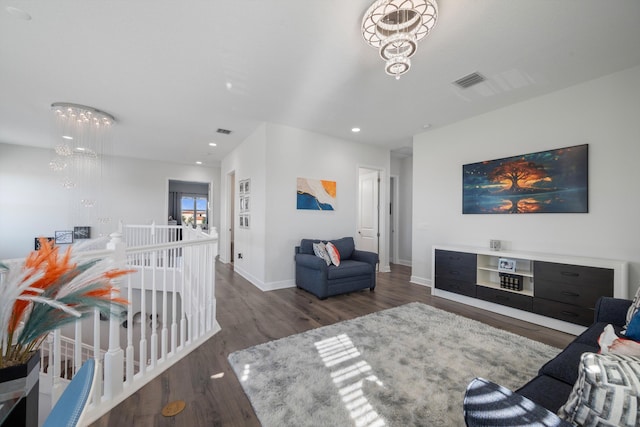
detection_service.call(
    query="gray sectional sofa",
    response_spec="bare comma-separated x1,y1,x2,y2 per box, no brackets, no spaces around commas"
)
463,296,633,426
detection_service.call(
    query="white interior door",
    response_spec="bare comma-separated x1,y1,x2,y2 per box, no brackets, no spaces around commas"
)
357,169,379,253
228,171,235,263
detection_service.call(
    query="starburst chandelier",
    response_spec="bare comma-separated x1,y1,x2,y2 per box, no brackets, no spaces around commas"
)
362,0,438,79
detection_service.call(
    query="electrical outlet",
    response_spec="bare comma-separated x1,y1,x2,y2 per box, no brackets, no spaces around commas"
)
238,253,243,259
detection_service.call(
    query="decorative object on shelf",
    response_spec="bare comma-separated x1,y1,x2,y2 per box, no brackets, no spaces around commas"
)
297,177,336,211
362,0,438,79
462,144,588,214
490,239,501,251
50,103,115,232
499,273,523,291
498,258,516,273
73,226,91,240
0,238,131,369
34,237,54,251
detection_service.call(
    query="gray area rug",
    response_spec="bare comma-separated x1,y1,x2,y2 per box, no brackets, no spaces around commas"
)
228,302,560,426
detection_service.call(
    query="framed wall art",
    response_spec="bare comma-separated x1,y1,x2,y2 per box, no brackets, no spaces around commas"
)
296,177,336,211
240,196,250,213
239,214,250,229
55,230,74,244
239,179,250,195
74,226,91,240
238,178,251,228
34,237,55,250
462,144,588,214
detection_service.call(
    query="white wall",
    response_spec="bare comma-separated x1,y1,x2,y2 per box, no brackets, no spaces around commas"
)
219,124,267,285
0,143,221,259
221,122,390,290
412,65,640,297
391,155,413,266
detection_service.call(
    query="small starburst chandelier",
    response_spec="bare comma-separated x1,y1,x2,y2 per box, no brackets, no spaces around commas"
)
362,0,438,79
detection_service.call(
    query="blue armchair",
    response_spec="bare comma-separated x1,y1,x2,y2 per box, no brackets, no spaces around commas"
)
294,237,378,299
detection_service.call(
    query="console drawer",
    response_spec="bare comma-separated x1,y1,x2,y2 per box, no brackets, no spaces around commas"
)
534,280,610,309
477,286,532,312
532,298,593,326
435,250,476,283
435,278,477,298
534,262,613,308
534,261,613,290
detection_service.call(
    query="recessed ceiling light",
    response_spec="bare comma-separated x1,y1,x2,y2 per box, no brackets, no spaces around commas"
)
76,147,85,151
423,124,431,129
62,135,73,140
6,7,31,21
352,127,361,133
225,82,232,90
196,161,202,165
209,142,217,147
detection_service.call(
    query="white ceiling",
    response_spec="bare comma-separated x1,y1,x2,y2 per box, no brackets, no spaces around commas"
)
1,1,639,166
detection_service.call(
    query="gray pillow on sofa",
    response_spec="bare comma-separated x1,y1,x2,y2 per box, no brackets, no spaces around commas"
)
558,352,640,426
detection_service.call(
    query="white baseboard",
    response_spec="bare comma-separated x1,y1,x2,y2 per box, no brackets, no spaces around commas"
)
234,266,263,289
410,276,432,287
234,266,295,291
379,263,391,273
396,259,412,267
262,279,296,291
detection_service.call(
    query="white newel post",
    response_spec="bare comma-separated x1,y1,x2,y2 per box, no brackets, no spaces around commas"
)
103,231,126,400
51,330,64,405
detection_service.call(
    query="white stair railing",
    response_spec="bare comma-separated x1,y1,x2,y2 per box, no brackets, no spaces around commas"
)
32,223,220,425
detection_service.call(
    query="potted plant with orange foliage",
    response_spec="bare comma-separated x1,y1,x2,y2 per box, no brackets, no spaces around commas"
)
0,237,131,425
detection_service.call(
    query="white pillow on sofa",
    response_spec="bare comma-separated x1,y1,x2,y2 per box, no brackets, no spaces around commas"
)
599,324,640,357
312,242,331,266
558,352,640,426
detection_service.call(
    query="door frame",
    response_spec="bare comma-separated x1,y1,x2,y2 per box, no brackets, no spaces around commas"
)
225,170,236,264
357,164,389,272
390,174,400,265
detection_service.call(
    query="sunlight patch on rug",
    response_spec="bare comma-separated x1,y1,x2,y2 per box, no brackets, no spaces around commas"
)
228,302,561,426
316,334,385,426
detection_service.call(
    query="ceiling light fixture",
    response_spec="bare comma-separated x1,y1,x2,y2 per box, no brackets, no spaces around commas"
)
50,102,115,232
352,127,361,133
362,0,438,80
209,142,217,147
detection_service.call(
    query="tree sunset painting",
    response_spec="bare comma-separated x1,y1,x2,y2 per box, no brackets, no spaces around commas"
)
463,144,588,214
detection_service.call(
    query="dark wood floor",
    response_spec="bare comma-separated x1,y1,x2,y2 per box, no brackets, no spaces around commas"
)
92,262,573,427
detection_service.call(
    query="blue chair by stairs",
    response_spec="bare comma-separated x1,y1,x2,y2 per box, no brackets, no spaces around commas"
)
43,358,96,427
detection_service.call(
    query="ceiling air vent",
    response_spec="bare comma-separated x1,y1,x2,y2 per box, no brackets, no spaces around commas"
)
453,72,486,89
216,128,232,135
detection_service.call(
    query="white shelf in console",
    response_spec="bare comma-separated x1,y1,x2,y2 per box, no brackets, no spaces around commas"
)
476,253,535,296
